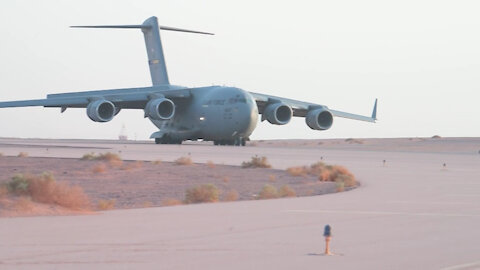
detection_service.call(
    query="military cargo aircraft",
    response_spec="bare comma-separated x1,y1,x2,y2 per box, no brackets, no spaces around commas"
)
0,16,377,146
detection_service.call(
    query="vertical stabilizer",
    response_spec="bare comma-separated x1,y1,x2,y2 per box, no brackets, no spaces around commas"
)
141,17,169,85
71,16,213,87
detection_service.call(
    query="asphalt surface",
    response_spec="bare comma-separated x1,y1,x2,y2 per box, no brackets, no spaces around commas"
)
0,138,479,270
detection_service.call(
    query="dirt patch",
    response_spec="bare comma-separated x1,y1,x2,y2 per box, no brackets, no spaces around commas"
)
0,156,340,216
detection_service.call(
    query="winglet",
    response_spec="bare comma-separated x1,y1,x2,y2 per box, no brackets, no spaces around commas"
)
371,98,378,121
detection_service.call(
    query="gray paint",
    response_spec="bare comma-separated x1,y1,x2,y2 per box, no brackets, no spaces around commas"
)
142,17,169,85
150,87,258,141
0,16,376,144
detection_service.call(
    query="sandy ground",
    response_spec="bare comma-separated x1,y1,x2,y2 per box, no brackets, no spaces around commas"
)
0,137,480,270
0,156,336,211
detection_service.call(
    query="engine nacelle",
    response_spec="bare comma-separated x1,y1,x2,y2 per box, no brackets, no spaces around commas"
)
145,98,175,120
86,100,115,122
263,103,292,125
306,108,333,130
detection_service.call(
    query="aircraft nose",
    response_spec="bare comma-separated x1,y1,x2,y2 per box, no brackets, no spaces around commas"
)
199,87,258,140
233,92,258,137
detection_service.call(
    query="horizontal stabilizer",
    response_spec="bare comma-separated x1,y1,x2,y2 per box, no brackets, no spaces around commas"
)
71,25,214,35
159,26,213,35
71,25,145,29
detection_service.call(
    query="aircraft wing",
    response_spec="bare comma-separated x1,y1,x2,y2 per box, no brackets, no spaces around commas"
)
249,92,377,123
0,86,193,110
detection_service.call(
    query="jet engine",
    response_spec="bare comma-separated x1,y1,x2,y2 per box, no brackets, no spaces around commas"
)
145,98,175,120
263,103,292,125
86,100,116,122
306,108,333,130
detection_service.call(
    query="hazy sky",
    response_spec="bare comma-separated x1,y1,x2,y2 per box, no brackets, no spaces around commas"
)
0,0,479,140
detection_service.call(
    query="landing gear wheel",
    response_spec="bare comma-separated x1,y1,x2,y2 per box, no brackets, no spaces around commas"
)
213,139,242,146
154,136,182,145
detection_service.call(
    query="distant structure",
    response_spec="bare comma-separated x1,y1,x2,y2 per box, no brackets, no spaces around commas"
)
119,124,128,141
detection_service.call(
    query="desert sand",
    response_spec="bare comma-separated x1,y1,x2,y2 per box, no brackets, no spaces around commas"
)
0,137,480,270
0,156,337,212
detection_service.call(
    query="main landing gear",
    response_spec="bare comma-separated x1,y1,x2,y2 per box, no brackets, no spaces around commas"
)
155,136,182,145
213,138,246,146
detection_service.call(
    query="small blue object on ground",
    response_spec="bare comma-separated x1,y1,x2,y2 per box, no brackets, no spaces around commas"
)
324,224,331,237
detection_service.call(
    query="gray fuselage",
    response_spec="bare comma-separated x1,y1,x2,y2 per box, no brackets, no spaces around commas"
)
151,86,258,142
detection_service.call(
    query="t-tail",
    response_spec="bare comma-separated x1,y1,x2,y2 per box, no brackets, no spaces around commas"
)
71,16,213,86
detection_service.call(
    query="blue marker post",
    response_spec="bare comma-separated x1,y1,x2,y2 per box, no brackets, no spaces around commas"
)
323,224,332,255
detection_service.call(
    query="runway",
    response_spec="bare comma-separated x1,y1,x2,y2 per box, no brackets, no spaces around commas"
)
1,137,479,269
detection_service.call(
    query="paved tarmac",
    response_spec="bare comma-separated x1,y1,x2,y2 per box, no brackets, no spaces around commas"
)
0,138,479,269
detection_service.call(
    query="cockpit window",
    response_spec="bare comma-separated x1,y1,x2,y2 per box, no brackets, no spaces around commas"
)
228,97,246,104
